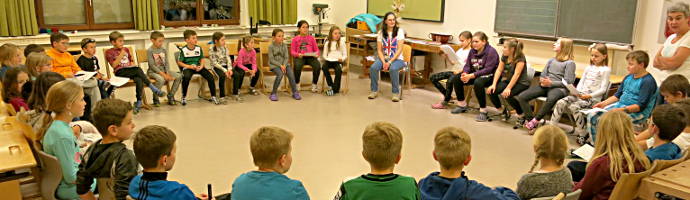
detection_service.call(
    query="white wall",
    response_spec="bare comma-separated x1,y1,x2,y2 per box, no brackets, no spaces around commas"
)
328,0,670,78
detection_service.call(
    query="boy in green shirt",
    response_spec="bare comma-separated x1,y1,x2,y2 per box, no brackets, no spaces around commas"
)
177,29,218,105
333,122,420,200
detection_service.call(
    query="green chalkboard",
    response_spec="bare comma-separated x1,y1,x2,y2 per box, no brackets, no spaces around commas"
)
367,0,445,22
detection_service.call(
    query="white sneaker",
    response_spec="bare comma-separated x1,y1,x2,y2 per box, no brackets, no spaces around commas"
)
368,91,378,99
311,84,318,93
391,93,400,102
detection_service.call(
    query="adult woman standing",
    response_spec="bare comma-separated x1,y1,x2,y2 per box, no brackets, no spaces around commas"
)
368,12,406,102
654,2,690,82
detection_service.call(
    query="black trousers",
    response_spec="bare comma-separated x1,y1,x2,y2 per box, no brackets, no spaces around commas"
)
322,61,343,93
213,66,228,97
293,57,321,84
516,85,568,120
472,76,494,108
485,80,530,111
231,65,259,95
181,68,215,98
115,67,151,101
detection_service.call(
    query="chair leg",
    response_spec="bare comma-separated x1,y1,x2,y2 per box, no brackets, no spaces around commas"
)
343,71,349,94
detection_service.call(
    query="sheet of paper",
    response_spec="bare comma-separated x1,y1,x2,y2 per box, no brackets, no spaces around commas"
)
75,71,97,82
364,33,378,38
562,79,579,95
108,76,130,87
440,45,459,64
573,144,595,161
580,107,608,115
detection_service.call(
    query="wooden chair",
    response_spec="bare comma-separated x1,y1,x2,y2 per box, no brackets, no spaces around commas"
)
101,45,155,109
173,43,219,100
319,44,351,94
257,41,290,94
225,42,238,95
37,150,62,200
609,156,688,199
136,49,173,101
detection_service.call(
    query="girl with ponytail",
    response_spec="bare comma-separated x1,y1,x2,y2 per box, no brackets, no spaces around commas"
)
484,38,531,121
516,125,573,200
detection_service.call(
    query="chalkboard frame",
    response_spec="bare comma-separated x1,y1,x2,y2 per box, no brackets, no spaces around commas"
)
366,0,446,23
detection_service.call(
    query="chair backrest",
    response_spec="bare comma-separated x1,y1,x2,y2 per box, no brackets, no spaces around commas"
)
402,44,412,64
227,42,239,56
526,64,536,80
531,189,582,200
99,45,139,79
37,150,62,200
610,161,659,199
258,42,271,69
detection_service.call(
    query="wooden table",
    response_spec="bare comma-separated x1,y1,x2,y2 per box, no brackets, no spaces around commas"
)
0,116,37,200
638,159,690,199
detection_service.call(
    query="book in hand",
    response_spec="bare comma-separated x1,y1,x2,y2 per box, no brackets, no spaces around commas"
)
561,79,579,96
74,71,98,82
108,76,130,87
573,144,595,161
301,52,318,57
440,45,459,64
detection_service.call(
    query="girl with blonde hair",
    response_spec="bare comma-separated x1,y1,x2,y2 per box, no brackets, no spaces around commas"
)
516,125,573,199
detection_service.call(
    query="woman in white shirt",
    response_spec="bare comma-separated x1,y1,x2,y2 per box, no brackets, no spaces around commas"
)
654,2,690,83
368,12,406,102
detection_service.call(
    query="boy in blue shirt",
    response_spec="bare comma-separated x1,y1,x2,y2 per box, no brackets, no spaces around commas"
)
645,104,685,161
231,126,310,200
418,127,519,200
128,125,208,200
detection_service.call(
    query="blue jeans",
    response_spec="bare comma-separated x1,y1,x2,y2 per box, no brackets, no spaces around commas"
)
370,58,405,94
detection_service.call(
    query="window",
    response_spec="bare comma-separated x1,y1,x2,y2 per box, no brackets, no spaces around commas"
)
36,0,134,30
159,0,240,27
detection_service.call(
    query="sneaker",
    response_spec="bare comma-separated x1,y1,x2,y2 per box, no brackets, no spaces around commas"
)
476,112,489,122
152,102,161,107
181,98,187,106
211,96,220,105
296,84,301,91
451,106,469,114
249,88,259,96
292,92,302,100
219,97,228,104
167,95,177,106
501,109,511,121
311,84,319,93
134,101,143,114
524,118,540,130
325,89,334,96
155,90,166,97
576,135,591,146
234,95,244,102
368,91,378,99
269,94,278,101
391,94,400,102
431,101,448,109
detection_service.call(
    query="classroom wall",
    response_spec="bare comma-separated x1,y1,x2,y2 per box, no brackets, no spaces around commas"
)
239,0,335,26
329,0,669,79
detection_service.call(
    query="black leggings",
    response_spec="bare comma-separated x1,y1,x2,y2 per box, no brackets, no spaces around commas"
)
472,76,494,108
181,68,215,98
293,57,321,84
231,65,259,95
213,66,228,97
115,67,151,101
516,85,568,120
322,61,343,93
486,80,529,112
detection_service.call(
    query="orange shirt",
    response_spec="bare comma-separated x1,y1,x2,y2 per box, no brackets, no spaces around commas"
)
46,48,81,77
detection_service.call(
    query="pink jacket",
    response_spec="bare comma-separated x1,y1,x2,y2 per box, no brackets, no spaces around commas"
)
290,35,320,57
233,48,257,71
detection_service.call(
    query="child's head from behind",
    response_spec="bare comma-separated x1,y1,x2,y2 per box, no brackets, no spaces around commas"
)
626,50,649,73
50,33,69,52
0,43,21,67
433,127,471,170
590,43,609,66
150,31,165,48
183,30,198,46
28,72,65,111
2,67,29,99
250,126,294,173
651,104,686,142
594,111,650,180
25,52,52,78
660,74,689,103
23,44,45,58
362,122,403,171
457,31,472,49
272,29,285,43
675,99,690,131
554,38,574,61
134,125,177,171
92,99,135,141
80,38,97,56
109,31,125,48
530,125,568,172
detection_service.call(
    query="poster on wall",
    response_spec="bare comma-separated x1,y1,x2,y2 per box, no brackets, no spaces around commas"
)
659,0,690,43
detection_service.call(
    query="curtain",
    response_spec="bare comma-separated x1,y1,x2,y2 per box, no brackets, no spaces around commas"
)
132,0,160,30
249,0,297,25
0,0,39,36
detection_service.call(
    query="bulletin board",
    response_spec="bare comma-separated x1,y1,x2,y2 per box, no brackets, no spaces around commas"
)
367,0,445,22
